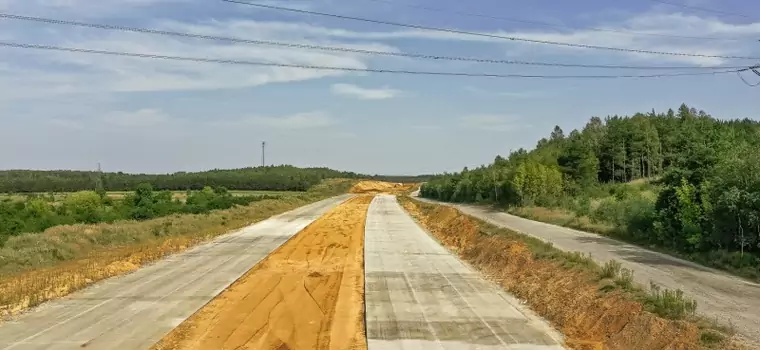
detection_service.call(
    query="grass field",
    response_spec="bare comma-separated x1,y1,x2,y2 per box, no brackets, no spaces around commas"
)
0,190,303,202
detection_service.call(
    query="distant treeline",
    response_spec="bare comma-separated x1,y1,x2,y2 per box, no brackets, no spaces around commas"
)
0,165,431,193
365,175,434,183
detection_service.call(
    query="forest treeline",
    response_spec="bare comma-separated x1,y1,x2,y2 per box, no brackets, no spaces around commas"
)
0,165,432,193
421,104,760,277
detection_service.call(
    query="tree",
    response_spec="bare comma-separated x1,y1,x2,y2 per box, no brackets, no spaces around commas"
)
558,130,599,188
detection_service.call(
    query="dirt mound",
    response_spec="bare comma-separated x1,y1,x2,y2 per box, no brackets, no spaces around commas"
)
152,196,371,350
401,198,707,350
349,181,416,194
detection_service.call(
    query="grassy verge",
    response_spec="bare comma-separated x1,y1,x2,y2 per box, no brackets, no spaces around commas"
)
400,197,741,350
0,179,355,318
0,190,301,203
510,206,760,281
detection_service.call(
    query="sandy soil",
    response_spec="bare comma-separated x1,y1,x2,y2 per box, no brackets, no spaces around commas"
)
349,181,416,194
151,195,372,350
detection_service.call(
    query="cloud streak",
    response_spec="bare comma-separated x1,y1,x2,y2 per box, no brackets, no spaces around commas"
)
330,83,402,99
243,112,337,129
459,114,527,132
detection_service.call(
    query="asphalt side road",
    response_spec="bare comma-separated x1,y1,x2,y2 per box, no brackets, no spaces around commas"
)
414,195,760,348
0,194,352,350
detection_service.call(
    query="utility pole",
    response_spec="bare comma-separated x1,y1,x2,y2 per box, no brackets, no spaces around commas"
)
94,162,104,193
261,141,266,167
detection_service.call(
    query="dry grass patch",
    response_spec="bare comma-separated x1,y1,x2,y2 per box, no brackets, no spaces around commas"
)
511,206,615,235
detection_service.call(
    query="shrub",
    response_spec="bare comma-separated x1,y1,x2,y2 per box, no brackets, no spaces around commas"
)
574,196,592,217
600,260,622,279
644,281,698,320
615,268,635,289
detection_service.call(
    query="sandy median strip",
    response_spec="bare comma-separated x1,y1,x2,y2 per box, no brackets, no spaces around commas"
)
151,195,372,350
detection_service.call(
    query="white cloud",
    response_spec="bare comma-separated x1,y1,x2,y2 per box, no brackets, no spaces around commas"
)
330,83,402,100
209,12,759,66
102,108,171,127
47,118,85,130
459,114,526,132
244,112,336,129
0,12,431,101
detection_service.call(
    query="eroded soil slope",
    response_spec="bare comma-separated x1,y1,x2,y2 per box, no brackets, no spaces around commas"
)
152,195,372,350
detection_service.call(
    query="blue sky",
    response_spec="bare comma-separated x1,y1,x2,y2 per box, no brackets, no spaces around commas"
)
0,0,759,175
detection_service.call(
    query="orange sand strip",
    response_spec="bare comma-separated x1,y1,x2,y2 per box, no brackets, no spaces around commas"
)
151,195,372,350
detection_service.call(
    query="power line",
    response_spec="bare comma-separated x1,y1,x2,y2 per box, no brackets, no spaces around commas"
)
359,0,744,41
0,13,747,71
221,0,760,61
648,0,755,20
0,41,745,79
737,65,760,87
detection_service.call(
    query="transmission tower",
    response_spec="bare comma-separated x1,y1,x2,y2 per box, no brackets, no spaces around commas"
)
94,162,104,193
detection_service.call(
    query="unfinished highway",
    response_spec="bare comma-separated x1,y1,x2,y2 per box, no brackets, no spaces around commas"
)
414,195,760,348
0,188,571,350
364,195,564,349
0,195,352,350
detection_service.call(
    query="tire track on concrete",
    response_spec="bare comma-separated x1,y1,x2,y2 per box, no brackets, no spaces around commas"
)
364,194,565,350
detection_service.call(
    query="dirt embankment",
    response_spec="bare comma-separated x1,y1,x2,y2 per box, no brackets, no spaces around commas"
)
152,195,372,350
400,198,733,350
349,181,417,194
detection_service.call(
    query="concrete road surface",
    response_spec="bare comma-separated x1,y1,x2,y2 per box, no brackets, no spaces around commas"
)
0,195,352,350
365,195,565,350
414,196,760,347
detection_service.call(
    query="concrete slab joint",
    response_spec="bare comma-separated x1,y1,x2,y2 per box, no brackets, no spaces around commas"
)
363,194,565,350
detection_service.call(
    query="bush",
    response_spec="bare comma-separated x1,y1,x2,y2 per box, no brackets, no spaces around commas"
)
590,195,656,239
600,260,622,279
574,196,592,217
590,198,622,224
615,268,635,289
0,184,288,241
622,196,657,240
644,281,698,320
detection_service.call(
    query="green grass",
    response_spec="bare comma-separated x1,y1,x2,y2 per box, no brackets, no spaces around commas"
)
0,190,303,203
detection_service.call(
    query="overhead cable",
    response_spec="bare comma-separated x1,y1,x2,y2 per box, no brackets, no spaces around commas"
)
220,0,760,61
360,0,744,41
0,13,749,71
737,65,760,86
0,41,745,79
648,0,755,20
